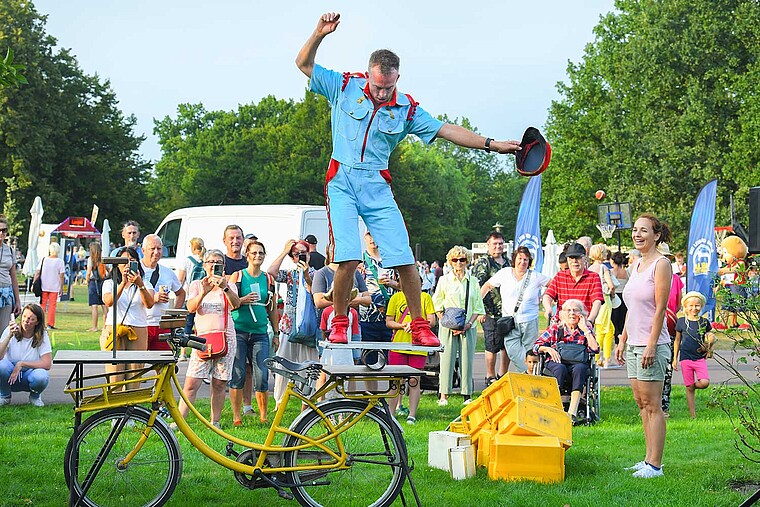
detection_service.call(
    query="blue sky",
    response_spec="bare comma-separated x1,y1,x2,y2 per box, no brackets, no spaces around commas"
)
35,0,616,163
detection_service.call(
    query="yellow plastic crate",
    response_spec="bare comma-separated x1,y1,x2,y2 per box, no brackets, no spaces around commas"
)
448,421,468,435
460,395,493,433
480,375,513,410
488,434,565,483
504,373,563,409
475,427,494,467
492,397,573,448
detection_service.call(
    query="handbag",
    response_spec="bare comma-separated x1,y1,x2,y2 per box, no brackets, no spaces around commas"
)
557,340,588,365
611,293,622,309
441,278,469,330
288,270,319,348
496,271,532,340
104,286,138,351
197,291,230,360
32,258,44,298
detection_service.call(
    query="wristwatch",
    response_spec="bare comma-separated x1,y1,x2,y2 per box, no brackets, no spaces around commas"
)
223,286,230,292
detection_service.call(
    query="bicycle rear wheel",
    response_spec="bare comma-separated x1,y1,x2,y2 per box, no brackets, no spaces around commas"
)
283,399,406,507
64,406,182,507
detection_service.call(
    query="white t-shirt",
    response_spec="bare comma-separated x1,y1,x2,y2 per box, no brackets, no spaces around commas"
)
40,257,65,292
142,263,183,326
180,255,204,290
102,279,153,327
487,268,550,323
2,328,52,362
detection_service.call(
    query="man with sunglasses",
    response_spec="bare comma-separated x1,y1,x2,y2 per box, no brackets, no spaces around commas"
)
296,12,521,345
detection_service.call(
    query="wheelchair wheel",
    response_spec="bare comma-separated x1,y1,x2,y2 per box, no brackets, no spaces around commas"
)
65,406,182,507
282,399,406,507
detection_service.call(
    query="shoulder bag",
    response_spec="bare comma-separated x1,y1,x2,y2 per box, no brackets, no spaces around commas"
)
441,278,470,330
32,258,45,298
288,269,319,348
555,327,589,364
496,271,532,340
197,291,229,360
104,286,138,350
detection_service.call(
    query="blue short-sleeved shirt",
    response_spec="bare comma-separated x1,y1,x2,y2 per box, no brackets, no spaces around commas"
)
309,64,444,170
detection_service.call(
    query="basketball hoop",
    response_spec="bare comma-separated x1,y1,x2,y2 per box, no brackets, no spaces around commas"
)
596,223,617,240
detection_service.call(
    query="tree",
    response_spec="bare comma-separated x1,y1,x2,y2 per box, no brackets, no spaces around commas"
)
0,48,27,89
0,0,150,248
544,0,760,248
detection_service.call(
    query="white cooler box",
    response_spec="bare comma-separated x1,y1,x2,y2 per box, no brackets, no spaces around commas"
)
428,431,471,471
449,445,477,480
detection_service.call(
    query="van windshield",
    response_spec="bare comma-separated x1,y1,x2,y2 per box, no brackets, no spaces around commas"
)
156,218,181,258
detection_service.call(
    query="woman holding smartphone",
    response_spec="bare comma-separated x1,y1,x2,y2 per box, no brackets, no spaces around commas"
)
99,247,155,389
177,249,240,429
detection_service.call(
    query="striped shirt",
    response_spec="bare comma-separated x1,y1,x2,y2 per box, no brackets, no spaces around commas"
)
544,269,604,314
534,322,598,354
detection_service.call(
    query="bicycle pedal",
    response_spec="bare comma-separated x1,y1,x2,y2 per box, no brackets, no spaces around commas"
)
277,489,294,501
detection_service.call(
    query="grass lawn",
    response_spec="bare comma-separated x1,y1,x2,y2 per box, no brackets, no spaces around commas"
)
2,285,757,506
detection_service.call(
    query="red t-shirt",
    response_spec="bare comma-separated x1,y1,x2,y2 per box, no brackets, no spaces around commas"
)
545,269,604,314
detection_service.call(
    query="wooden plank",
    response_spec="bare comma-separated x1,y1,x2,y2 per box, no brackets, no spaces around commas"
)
54,350,175,365
319,341,442,352
321,364,432,377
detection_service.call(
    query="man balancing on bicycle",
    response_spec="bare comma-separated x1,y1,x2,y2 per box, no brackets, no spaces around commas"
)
296,11,521,346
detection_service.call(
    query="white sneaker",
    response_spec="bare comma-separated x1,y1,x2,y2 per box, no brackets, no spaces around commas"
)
437,398,448,407
632,464,664,478
0,397,10,406
624,460,647,471
29,395,44,407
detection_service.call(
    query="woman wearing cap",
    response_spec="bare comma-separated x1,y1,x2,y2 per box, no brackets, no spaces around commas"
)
616,213,672,479
432,246,485,406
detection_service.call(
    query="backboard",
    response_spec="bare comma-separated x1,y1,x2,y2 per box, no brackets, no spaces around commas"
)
597,202,632,230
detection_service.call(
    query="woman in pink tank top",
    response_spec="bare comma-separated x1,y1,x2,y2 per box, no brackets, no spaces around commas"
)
617,214,673,478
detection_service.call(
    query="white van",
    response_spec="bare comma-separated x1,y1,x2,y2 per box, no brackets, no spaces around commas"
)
154,205,348,273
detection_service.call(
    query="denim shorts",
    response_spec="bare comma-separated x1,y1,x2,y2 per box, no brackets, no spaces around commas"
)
229,331,270,391
626,343,671,382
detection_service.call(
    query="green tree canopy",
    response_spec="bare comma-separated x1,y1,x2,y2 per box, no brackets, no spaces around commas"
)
0,0,150,248
544,0,760,248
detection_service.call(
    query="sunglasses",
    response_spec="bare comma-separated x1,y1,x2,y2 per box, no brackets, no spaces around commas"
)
204,260,224,265
0,228,7,233
247,251,265,256
451,257,467,263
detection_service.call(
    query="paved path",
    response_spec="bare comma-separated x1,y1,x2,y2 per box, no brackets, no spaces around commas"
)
5,350,755,406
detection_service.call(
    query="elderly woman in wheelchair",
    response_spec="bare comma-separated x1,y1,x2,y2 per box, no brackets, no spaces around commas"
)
534,299,599,424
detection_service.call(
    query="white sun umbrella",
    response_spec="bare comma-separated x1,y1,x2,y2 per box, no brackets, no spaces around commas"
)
22,196,44,278
101,219,111,256
542,229,560,280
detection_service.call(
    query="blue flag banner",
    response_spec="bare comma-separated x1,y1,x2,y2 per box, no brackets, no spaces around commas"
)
515,175,543,271
687,179,718,316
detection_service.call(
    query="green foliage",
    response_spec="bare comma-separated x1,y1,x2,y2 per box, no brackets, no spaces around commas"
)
0,47,27,88
545,0,760,247
0,0,150,246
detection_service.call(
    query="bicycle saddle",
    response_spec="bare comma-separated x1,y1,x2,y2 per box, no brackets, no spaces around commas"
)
267,356,322,372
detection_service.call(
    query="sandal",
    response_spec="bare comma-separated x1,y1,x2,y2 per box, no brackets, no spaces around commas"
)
485,376,498,386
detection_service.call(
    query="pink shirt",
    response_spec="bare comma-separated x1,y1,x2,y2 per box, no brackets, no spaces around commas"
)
188,280,237,335
667,274,684,314
622,257,671,347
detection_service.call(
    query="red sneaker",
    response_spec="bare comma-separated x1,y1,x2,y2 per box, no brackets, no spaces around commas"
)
411,317,440,347
328,315,349,344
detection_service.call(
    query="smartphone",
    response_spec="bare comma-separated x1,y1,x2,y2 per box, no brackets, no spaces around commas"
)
298,253,307,263
129,260,139,273
212,263,224,277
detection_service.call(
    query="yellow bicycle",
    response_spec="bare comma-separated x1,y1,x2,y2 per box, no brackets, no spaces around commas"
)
56,328,425,507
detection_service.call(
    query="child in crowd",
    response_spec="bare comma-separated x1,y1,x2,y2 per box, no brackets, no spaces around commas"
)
673,291,716,418
385,276,437,424
525,350,540,375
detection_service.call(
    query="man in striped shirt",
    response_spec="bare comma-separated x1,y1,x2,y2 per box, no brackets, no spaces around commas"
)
542,243,603,325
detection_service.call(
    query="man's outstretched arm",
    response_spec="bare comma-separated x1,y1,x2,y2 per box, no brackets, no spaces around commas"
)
295,12,340,78
437,123,521,154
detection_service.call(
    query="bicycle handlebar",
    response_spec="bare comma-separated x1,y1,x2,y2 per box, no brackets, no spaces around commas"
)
159,329,207,351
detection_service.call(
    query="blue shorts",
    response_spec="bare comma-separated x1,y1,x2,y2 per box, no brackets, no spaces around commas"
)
325,160,414,267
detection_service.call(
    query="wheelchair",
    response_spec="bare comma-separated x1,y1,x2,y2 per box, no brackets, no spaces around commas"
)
538,350,600,426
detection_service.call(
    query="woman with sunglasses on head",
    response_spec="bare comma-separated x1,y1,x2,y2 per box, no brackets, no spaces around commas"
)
177,249,240,429
228,239,279,425
432,246,485,406
0,216,20,337
100,247,154,389
267,239,318,411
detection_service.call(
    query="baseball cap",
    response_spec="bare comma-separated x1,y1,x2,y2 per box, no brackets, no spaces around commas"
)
304,234,318,245
515,127,552,177
244,233,258,240
565,243,586,258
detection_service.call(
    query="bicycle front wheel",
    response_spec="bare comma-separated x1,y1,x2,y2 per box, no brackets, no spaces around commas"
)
65,406,182,507
283,399,406,507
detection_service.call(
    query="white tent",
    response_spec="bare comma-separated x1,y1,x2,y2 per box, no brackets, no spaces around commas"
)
101,219,111,257
22,196,44,277
542,229,560,280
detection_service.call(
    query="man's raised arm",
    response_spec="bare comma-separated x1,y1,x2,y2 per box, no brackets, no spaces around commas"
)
436,123,521,154
295,12,341,78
